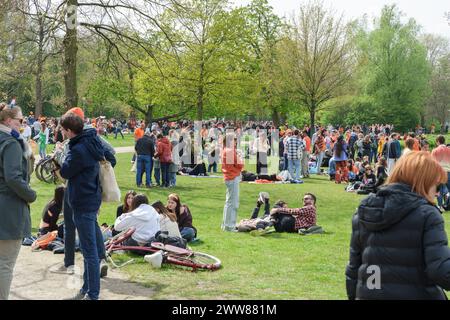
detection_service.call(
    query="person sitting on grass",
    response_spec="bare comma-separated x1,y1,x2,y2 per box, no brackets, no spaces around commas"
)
269,193,317,233
166,193,197,242
38,186,65,236
114,194,160,247
151,201,182,238
116,190,137,219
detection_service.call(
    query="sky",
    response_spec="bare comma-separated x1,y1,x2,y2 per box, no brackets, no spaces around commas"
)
231,0,450,38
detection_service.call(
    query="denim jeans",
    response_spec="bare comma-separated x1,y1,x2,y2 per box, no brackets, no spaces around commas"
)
73,210,104,300
208,162,217,173
154,167,161,185
114,128,124,139
437,172,450,206
301,152,309,177
169,172,177,187
63,192,76,268
288,159,301,180
222,176,241,231
180,227,196,242
136,155,153,186
316,152,325,173
161,163,170,187
283,154,289,170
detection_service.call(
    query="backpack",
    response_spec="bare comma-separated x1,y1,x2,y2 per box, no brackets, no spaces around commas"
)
148,231,187,249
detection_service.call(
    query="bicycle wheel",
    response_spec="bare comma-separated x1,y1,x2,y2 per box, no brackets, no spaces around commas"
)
35,162,43,181
40,159,55,183
166,251,221,271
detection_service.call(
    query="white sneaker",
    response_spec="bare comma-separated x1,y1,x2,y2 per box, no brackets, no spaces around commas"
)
258,192,270,203
50,264,74,275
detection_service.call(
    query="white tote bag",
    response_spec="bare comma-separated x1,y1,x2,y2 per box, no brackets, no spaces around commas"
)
99,160,121,202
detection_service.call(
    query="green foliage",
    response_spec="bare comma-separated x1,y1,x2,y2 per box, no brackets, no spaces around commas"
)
356,5,431,131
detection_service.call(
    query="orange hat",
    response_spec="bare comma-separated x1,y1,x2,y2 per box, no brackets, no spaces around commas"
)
66,107,84,120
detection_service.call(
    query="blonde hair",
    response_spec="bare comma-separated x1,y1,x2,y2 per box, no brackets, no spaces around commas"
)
386,151,447,203
0,105,21,123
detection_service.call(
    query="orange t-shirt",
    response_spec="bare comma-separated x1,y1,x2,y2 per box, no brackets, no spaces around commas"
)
134,128,144,141
221,147,244,181
303,136,311,153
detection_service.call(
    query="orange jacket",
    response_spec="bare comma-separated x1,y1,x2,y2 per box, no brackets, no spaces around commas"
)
221,147,244,181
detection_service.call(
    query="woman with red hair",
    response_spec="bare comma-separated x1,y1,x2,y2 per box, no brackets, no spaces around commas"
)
346,151,450,299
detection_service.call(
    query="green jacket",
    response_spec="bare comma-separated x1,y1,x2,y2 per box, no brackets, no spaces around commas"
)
0,131,36,240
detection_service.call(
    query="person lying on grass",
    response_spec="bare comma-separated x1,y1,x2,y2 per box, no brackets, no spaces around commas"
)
236,192,285,232
269,193,317,233
114,194,160,247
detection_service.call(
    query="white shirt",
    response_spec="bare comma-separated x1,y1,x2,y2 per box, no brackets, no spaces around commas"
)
22,125,32,141
159,216,182,238
114,204,160,243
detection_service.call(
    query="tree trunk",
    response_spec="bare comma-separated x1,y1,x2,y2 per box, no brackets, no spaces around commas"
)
271,108,280,127
63,0,78,110
35,17,44,117
145,105,153,126
419,111,426,128
309,107,316,138
197,85,203,121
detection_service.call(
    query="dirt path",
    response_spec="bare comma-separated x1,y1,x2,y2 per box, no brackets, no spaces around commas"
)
10,247,154,300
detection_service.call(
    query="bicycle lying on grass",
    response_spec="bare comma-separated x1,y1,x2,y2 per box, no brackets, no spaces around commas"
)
104,227,221,272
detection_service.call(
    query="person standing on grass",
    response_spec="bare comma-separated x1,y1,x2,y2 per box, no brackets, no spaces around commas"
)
135,131,155,188
221,132,244,232
314,129,327,175
431,135,450,212
300,131,311,178
346,151,450,300
0,105,36,300
156,134,172,188
59,113,105,300
384,133,401,175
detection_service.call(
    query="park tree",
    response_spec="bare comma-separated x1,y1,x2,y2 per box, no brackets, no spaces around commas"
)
157,0,248,120
241,0,285,125
427,53,450,133
357,5,430,132
279,0,354,135
422,34,450,132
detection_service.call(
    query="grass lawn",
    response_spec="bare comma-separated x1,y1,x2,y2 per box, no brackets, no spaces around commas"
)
29,151,450,300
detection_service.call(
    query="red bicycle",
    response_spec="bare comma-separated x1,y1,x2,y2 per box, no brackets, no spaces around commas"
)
104,228,221,271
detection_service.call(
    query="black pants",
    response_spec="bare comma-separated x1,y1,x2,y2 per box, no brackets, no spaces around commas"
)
161,162,170,187
250,202,271,220
272,214,296,233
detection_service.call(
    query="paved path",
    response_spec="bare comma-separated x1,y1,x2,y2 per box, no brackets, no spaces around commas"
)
114,146,134,154
10,248,154,300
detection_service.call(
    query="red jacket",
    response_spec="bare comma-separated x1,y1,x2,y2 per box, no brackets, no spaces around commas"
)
157,137,172,163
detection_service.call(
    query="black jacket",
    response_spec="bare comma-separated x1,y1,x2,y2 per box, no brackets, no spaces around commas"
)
135,135,155,157
346,183,450,300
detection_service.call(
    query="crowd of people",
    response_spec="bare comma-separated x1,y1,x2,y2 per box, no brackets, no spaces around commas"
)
3,99,450,300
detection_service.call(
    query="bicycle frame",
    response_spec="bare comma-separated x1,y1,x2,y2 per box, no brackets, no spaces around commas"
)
105,228,220,271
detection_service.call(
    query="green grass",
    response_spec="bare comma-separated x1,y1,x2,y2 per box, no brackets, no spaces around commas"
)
99,133,135,148
29,151,450,300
